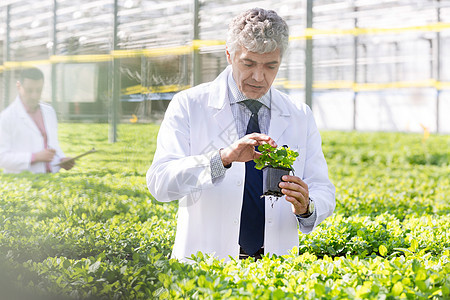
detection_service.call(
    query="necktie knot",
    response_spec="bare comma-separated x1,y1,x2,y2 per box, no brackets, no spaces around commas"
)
242,100,262,134
242,100,263,115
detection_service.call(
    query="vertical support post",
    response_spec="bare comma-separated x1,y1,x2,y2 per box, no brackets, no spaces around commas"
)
305,0,313,109
141,54,150,119
435,1,441,133
110,0,120,143
192,0,201,86
3,5,11,110
352,5,358,131
51,0,58,113
361,44,367,83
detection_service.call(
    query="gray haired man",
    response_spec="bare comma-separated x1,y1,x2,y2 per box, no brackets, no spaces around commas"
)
147,8,335,262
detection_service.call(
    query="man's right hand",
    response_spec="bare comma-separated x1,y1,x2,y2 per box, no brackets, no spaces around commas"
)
220,133,277,167
34,148,56,163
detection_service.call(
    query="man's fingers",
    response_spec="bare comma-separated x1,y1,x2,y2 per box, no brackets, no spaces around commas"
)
281,188,306,203
282,175,308,190
284,195,303,208
60,158,75,170
246,133,277,147
65,161,75,169
279,181,302,193
242,136,259,145
279,175,310,215
279,179,307,200
224,133,278,164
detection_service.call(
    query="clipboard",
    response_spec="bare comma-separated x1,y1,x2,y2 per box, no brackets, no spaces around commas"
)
55,148,97,166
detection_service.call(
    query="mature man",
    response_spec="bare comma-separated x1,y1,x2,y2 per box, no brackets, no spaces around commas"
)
0,67,74,173
147,8,335,262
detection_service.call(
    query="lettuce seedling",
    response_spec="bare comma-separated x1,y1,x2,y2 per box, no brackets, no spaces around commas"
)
254,144,299,171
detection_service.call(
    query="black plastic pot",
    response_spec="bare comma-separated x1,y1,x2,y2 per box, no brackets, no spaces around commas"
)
262,166,291,197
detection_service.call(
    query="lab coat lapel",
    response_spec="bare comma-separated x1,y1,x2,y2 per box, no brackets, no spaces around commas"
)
41,104,54,147
268,90,291,143
14,97,41,136
208,66,238,144
212,105,238,144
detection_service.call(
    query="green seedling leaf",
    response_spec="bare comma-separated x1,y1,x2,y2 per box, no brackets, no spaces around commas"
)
254,144,299,170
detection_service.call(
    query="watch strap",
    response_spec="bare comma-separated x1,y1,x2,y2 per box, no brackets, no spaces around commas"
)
296,198,314,218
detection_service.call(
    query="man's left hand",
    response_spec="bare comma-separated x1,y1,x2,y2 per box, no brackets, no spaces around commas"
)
59,157,75,170
279,175,310,215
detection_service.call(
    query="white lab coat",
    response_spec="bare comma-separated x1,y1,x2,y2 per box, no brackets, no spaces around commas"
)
147,65,335,262
0,97,64,173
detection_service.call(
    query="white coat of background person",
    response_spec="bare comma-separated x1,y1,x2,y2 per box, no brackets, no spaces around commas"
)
0,67,74,173
147,8,335,262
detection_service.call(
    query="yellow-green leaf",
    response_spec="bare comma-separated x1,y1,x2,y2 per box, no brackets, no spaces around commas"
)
392,282,403,296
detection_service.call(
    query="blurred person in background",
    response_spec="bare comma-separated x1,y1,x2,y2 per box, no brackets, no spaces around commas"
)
147,8,335,262
0,67,74,173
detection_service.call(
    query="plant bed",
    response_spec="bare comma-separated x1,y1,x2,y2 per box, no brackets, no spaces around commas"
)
254,144,299,197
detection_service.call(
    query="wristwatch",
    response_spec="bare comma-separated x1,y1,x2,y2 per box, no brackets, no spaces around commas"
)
296,198,314,218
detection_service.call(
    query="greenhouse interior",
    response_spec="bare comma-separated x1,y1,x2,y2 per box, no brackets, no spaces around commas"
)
0,2,449,299
1,0,449,133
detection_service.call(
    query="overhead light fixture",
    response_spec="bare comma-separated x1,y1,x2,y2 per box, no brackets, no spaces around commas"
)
124,0,134,9
73,11,83,19
31,19,40,28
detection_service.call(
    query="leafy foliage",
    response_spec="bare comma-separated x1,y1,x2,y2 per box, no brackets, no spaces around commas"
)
254,144,299,170
0,124,449,299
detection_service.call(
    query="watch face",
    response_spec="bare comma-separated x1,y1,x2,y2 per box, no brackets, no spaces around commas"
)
308,199,315,213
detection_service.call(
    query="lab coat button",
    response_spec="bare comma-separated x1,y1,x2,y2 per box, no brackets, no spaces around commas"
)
236,180,242,186
233,219,239,225
267,218,272,224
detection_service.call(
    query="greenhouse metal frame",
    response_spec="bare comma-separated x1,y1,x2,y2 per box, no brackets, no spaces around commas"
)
1,0,449,138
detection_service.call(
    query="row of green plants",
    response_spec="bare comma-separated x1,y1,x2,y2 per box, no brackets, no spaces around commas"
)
1,201,449,264
3,246,449,299
0,124,449,299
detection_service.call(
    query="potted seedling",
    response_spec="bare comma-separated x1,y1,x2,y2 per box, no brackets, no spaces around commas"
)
254,144,299,198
